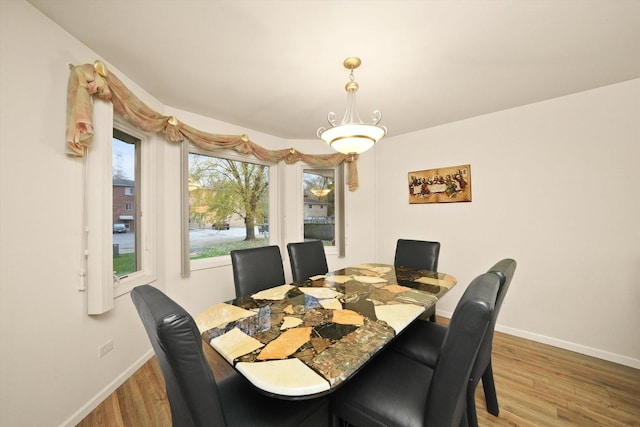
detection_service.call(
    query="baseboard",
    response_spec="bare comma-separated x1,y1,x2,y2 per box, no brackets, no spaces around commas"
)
436,310,640,370
60,349,154,427
495,324,640,370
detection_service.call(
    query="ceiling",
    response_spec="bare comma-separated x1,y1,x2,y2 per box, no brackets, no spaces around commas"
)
28,0,640,140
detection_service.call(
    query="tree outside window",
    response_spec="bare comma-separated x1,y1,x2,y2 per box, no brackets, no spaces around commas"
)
188,152,270,259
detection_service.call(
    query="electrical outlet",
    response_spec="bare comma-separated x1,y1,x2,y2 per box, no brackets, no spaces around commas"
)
99,340,114,357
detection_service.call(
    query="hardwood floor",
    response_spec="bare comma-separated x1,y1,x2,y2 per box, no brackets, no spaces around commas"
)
474,332,640,426
77,319,640,426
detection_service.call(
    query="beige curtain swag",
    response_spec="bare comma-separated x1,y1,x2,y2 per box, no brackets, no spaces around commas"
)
66,61,360,191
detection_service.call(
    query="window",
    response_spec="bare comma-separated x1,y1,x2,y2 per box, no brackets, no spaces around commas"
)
112,128,140,278
184,144,276,271
85,100,157,314
303,168,337,247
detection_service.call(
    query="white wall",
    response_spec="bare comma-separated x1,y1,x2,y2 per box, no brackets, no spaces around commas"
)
0,2,163,426
0,2,377,425
375,79,640,367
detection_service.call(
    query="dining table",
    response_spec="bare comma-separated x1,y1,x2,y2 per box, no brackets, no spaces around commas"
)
195,263,457,399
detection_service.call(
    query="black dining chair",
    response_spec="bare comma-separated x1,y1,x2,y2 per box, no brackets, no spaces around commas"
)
131,285,329,427
230,245,286,297
330,272,499,427
287,240,329,282
390,258,517,427
394,238,441,322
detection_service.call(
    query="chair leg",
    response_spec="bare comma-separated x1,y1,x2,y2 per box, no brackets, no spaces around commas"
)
482,360,500,416
460,407,469,427
466,380,479,427
429,312,437,322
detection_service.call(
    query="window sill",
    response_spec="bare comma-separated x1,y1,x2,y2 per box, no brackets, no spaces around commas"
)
114,272,157,298
190,255,232,271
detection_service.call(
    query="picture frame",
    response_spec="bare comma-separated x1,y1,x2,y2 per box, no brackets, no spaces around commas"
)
408,164,472,204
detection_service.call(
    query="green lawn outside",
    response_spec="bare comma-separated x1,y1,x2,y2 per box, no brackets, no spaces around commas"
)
190,239,269,260
114,238,334,270
113,252,136,277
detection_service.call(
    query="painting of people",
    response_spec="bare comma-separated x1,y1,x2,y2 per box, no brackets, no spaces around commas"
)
408,164,472,204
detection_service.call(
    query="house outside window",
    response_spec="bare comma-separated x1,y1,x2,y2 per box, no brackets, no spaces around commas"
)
303,168,336,245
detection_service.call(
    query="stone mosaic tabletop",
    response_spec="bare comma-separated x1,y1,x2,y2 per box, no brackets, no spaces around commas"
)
195,263,456,398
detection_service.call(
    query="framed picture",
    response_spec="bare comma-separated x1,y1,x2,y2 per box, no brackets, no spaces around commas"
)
408,164,472,204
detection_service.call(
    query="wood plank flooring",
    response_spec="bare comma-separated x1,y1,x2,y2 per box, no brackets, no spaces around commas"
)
77,318,640,426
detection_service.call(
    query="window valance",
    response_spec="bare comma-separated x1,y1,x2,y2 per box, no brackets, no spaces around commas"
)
66,61,360,190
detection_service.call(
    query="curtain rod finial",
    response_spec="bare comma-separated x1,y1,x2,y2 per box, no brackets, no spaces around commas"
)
93,60,108,77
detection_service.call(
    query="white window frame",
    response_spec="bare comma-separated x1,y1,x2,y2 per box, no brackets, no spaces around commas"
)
85,99,157,314
182,142,279,273
297,164,345,257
